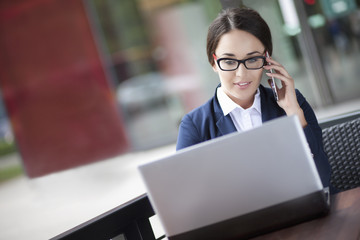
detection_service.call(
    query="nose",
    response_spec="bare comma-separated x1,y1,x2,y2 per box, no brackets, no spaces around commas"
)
235,63,247,77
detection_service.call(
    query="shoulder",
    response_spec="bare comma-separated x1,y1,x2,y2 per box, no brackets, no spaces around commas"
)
182,96,219,123
294,89,306,104
177,94,221,150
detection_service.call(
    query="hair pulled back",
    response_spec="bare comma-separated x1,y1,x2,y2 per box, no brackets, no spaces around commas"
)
206,7,272,66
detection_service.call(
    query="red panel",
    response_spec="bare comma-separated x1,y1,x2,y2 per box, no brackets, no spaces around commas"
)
0,0,129,177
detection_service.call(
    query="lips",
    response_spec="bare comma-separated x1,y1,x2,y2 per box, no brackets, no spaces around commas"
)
235,81,251,89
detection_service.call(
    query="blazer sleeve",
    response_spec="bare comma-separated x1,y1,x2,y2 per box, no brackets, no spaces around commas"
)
296,90,331,189
176,114,201,151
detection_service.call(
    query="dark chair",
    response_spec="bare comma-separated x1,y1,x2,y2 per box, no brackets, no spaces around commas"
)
50,194,159,240
320,111,360,192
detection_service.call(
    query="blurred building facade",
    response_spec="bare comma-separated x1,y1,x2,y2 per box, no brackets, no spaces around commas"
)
0,0,130,177
0,0,359,176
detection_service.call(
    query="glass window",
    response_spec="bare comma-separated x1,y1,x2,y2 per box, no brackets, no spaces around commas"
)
243,0,320,106
304,0,360,102
89,0,222,150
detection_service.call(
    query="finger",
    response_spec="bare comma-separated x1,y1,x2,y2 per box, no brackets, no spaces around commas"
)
265,57,285,69
265,56,280,66
265,72,293,85
264,64,291,78
264,56,291,77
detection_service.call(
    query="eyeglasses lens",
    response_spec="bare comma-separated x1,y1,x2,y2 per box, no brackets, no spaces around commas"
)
244,58,265,69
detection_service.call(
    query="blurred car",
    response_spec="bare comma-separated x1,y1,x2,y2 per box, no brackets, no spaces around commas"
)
116,72,185,150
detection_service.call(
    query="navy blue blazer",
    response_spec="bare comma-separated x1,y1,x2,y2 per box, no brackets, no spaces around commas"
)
176,84,331,189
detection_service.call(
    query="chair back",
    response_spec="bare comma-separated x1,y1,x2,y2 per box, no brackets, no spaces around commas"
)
321,114,360,192
50,194,159,240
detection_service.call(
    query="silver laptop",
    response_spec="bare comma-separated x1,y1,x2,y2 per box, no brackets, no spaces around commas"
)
138,116,330,240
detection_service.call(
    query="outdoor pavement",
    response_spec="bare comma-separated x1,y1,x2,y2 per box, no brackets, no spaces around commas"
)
0,144,175,240
0,98,359,240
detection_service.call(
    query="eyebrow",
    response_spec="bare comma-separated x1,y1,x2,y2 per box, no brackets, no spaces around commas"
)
247,51,262,55
221,51,263,58
221,53,236,57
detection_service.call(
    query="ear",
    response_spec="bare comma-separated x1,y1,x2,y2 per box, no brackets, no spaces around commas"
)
211,54,219,73
212,63,218,73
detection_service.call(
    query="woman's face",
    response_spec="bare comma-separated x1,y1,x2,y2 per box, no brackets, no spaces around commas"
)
213,29,265,108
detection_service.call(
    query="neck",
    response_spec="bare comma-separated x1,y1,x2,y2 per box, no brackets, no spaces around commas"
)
234,96,255,109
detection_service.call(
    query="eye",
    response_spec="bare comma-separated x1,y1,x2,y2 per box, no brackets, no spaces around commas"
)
247,57,260,63
223,59,237,65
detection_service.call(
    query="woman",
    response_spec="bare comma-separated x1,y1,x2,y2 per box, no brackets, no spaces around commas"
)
176,7,333,191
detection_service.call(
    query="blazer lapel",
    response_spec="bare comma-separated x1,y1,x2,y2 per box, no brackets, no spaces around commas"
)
212,85,237,136
216,114,237,136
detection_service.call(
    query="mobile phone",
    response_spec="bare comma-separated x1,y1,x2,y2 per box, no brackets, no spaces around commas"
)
265,51,279,101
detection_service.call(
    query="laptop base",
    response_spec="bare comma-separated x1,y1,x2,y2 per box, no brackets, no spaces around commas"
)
169,189,330,240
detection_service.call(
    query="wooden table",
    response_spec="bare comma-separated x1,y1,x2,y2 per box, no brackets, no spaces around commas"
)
252,187,360,240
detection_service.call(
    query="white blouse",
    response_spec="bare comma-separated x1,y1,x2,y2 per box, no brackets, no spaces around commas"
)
217,87,262,132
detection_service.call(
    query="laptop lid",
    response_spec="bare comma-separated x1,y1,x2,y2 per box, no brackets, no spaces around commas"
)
138,116,326,239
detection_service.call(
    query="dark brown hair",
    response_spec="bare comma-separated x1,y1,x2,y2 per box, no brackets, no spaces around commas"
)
206,7,272,66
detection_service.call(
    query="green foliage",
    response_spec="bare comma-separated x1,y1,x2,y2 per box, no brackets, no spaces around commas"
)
0,140,16,156
0,165,23,184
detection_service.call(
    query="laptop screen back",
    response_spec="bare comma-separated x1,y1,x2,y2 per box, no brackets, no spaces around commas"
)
138,116,324,238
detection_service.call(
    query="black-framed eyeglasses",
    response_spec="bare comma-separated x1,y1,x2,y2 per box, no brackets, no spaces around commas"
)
213,54,266,71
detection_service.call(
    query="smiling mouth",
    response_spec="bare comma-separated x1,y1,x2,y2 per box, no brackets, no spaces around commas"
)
235,82,251,87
